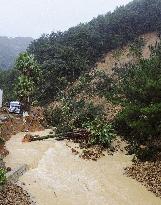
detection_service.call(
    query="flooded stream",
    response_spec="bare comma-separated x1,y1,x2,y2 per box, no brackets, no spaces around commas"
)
4,130,161,205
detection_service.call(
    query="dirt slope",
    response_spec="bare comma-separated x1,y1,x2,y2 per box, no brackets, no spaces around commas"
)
95,32,160,74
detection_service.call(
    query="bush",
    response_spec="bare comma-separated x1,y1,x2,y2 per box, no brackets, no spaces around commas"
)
128,145,160,162
45,97,104,134
0,168,6,185
116,103,161,141
83,118,116,147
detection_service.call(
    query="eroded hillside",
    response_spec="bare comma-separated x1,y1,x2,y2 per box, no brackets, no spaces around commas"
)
53,32,161,124
95,32,160,75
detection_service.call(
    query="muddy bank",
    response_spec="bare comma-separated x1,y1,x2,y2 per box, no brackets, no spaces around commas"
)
0,107,44,142
0,183,33,205
4,130,161,205
0,108,45,205
125,161,161,198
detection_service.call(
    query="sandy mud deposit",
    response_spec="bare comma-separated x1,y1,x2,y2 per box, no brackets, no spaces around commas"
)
4,130,161,205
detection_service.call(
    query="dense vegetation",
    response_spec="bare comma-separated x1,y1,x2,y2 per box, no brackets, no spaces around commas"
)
28,0,161,103
114,42,161,159
0,37,33,69
0,0,161,154
0,69,17,103
46,39,161,155
44,65,117,145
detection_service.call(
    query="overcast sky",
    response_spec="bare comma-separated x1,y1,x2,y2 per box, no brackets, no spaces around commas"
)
0,0,131,38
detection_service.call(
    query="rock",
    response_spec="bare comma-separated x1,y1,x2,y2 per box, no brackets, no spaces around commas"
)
0,115,8,122
6,167,11,172
22,134,33,143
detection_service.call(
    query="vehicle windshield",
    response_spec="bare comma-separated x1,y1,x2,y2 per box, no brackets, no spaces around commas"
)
10,103,20,107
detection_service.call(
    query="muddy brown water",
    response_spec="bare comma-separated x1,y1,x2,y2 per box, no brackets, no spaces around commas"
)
4,130,161,205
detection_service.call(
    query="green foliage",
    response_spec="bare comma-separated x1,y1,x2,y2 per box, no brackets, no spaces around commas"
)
0,69,17,103
115,103,161,141
45,97,104,134
94,71,114,98
15,52,41,83
45,95,116,147
44,68,116,147
14,52,42,108
0,138,5,145
28,0,161,103
0,168,6,185
115,43,161,145
83,118,116,147
15,75,35,100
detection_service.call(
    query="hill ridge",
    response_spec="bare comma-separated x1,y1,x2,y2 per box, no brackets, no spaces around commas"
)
0,36,33,70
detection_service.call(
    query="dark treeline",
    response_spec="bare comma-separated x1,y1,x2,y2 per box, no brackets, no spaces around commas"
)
1,0,161,103
28,0,161,103
0,69,17,103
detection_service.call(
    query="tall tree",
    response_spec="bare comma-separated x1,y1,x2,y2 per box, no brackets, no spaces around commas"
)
14,52,41,111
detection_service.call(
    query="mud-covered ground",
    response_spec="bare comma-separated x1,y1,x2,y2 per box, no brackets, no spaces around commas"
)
4,130,161,205
0,107,45,205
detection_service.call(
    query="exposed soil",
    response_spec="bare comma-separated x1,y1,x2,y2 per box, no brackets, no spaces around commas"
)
66,143,106,161
23,107,45,132
124,134,161,198
95,32,160,75
94,32,161,200
0,107,45,205
0,144,9,157
0,107,45,157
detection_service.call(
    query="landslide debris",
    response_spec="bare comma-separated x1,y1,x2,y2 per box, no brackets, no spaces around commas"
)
64,131,127,161
0,183,33,205
0,107,45,141
125,138,161,198
0,106,45,205
125,161,161,198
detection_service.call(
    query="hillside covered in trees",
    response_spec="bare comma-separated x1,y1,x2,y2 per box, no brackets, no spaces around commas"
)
1,0,161,202
0,36,33,69
1,0,161,103
28,0,161,103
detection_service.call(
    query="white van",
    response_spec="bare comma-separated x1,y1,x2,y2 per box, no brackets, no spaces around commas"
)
9,101,22,114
